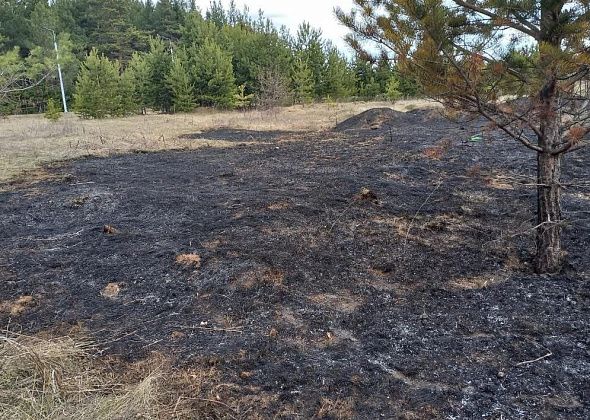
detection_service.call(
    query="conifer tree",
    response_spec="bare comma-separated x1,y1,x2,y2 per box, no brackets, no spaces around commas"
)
295,23,326,98
291,55,314,104
234,84,254,110
126,52,151,113
117,64,137,116
153,0,183,41
337,0,590,272
144,37,173,112
44,98,61,121
166,53,196,112
321,47,355,100
386,75,402,101
74,49,120,118
192,38,236,108
83,0,147,62
354,57,380,99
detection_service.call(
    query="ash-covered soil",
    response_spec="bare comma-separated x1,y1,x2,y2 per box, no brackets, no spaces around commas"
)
1,109,589,418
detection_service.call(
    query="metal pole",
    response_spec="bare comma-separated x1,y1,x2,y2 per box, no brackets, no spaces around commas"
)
48,29,68,113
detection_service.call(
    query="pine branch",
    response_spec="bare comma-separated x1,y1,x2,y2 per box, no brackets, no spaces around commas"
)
451,0,540,39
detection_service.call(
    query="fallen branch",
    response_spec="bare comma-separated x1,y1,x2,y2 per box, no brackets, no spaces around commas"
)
175,325,243,334
516,352,553,366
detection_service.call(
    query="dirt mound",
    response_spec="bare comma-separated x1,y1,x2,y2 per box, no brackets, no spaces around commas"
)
335,108,406,131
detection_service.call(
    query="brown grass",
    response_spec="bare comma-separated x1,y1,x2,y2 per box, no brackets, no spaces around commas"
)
0,331,161,420
308,292,363,314
0,331,283,419
0,100,439,184
175,253,202,268
232,267,285,289
100,283,121,299
447,274,507,290
316,397,355,419
0,295,35,316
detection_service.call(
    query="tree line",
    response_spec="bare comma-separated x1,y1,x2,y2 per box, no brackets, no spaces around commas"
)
0,0,419,117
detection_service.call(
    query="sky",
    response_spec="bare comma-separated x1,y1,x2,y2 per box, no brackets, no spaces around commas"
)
193,0,357,53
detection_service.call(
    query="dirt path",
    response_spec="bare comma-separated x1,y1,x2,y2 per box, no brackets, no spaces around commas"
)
1,110,589,418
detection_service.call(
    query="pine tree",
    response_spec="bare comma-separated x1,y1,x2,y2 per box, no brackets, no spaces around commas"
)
144,37,173,112
44,98,62,121
192,39,236,108
386,75,402,101
295,23,326,98
234,84,254,110
153,0,183,41
291,55,314,104
256,66,291,109
321,47,355,100
117,64,137,116
337,0,590,272
73,49,120,118
83,0,148,62
126,52,151,113
374,54,393,95
166,54,195,112
353,57,380,99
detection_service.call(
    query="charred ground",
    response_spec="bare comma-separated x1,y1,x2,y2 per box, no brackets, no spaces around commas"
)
1,109,589,418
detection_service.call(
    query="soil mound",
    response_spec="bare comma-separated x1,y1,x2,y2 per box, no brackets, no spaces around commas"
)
335,108,406,131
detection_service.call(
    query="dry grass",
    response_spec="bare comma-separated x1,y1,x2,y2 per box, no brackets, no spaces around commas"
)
0,331,271,419
175,253,202,268
0,296,35,316
0,331,160,420
0,100,438,184
231,267,285,289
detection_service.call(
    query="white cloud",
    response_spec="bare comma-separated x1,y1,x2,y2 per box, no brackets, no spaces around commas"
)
192,0,356,53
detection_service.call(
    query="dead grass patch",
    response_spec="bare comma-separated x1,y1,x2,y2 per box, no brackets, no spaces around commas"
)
485,175,516,190
316,397,355,419
447,274,507,290
202,238,223,250
232,267,285,289
308,293,362,314
0,331,161,420
0,295,35,316
175,253,202,268
102,224,119,235
422,146,445,160
100,283,121,299
0,331,279,419
267,201,291,211
275,307,306,329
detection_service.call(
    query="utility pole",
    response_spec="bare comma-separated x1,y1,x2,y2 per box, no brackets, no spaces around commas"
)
44,27,68,113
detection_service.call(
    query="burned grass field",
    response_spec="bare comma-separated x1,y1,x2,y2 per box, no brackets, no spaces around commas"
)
1,109,589,418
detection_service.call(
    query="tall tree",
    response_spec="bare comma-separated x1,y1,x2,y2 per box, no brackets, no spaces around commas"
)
191,38,236,108
354,56,380,99
83,0,147,62
295,23,326,98
126,51,151,113
291,54,314,104
166,50,195,112
73,48,121,118
152,0,184,40
337,0,590,272
144,37,173,112
321,47,355,100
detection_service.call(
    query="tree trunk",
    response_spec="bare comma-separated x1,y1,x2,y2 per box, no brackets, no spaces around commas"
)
535,150,564,273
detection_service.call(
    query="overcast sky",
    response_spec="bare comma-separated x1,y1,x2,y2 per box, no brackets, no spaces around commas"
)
193,0,356,53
